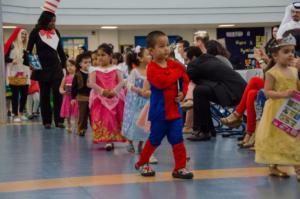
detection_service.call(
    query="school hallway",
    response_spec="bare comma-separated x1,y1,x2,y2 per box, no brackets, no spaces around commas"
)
0,121,299,199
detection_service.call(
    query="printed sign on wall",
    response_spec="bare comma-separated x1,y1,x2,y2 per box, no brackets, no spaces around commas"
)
217,27,265,69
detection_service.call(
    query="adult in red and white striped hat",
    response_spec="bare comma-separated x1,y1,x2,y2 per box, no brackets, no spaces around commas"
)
42,0,61,14
26,0,67,129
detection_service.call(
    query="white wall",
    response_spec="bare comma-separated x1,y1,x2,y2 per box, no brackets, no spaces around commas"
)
4,27,274,52
1,0,293,25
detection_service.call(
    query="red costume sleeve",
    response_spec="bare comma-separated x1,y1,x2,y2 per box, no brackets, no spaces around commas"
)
147,60,182,90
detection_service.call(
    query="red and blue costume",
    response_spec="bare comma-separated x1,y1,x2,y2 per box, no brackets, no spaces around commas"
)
136,59,189,172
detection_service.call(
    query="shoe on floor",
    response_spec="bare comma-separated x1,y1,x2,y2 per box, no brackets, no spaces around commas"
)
27,115,34,120
66,127,72,133
105,143,114,151
7,111,12,117
126,143,135,153
13,117,21,123
44,124,52,129
78,130,86,137
149,155,158,164
20,115,28,121
135,163,156,177
55,123,65,129
187,132,211,141
269,165,290,178
172,168,194,179
183,127,193,134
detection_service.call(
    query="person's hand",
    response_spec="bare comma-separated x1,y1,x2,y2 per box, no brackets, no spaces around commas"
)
107,90,116,98
175,92,184,102
293,58,300,70
136,88,143,96
141,90,151,98
12,60,18,65
101,89,110,97
60,90,66,95
282,89,296,98
131,86,140,94
71,99,76,106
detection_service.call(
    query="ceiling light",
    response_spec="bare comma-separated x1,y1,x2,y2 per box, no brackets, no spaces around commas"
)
101,26,118,29
3,26,17,29
218,24,235,28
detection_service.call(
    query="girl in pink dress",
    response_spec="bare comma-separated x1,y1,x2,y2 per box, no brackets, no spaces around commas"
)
88,43,126,151
59,59,79,132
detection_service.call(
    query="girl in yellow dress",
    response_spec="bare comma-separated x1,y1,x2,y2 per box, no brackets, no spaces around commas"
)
255,34,300,181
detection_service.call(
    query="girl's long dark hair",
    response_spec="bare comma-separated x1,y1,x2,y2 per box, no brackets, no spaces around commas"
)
35,11,56,30
206,40,230,59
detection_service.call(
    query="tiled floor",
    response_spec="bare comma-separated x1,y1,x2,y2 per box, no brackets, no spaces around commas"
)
0,122,299,199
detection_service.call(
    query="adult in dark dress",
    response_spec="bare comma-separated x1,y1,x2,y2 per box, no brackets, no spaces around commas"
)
27,10,66,129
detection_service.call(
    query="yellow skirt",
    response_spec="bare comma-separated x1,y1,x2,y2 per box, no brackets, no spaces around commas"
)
255,99,300,165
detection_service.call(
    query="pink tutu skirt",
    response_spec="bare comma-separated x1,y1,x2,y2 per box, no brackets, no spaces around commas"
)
60,94,79,118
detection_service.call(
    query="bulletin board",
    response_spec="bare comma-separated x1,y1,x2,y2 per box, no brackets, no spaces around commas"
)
217,27,265,69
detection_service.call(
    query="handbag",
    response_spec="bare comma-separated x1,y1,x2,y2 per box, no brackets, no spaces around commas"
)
8,76,27,86
27,54,42,70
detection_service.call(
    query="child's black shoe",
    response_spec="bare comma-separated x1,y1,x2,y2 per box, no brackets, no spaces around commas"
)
172,168,194,179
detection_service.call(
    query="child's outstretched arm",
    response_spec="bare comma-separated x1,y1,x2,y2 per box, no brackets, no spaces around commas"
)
264,73,295,99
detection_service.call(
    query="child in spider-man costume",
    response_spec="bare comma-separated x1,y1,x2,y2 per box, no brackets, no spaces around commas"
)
135,31,194,179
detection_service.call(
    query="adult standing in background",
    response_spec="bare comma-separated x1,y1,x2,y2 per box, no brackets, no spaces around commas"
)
27,1,66,129
265,26,279,57
276,2,300,40
6,29,31,122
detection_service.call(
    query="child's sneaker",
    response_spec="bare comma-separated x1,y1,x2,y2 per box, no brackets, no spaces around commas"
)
13,117,21,123
172,168,194,179
149,155,158,164
126,143,135,153
27,115,34,120
66,127,72,133
20,115,28,121
183,126,193,134
78,130,86,137
135,163,156,177
105,143,114,151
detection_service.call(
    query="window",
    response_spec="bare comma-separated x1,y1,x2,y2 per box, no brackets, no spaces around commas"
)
61,37,88,58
